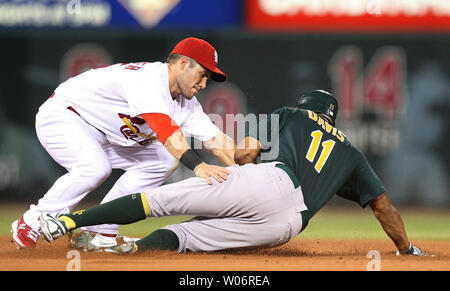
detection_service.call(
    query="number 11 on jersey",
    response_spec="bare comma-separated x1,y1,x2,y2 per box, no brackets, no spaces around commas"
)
306,130,336,173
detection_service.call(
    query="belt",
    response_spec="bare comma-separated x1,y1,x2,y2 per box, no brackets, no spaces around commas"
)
275,163,309,231
275,163,300,189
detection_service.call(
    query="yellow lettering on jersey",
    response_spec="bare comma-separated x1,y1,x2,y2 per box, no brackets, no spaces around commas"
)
325,122,333,133
308,110,318,121
306,130,323,163
317,117,326,130
315,139,336,173
337,130,345,142
307,110,346,143
332,127,337,136
305,130,336,174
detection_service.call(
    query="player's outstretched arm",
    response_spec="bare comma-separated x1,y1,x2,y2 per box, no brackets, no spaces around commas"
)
368,193,430,256
142,113,230,184
203,131,237,166
165,131,230,184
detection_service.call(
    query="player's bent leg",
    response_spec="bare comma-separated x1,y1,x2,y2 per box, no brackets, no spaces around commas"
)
40,193,150,246
19,151,112,244
141,163,306,253
134,229,179,252
13,100,111,249
56,193,149,231
144,163,305,220
162,215,301,253
82,144,177,236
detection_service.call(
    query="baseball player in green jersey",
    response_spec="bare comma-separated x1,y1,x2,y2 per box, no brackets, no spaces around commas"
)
39,90,428,256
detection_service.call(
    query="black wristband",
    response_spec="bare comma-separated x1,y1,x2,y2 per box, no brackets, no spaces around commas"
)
179,149,203,171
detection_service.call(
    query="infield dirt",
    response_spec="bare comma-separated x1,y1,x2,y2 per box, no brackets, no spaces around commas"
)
0,236,448,271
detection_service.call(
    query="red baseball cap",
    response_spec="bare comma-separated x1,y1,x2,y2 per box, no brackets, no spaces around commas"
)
170,37,227,82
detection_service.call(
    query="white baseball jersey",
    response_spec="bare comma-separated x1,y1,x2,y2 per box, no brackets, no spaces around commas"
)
23,61,219,233
54,61,219,147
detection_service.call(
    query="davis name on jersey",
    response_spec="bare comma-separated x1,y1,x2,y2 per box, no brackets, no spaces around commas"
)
307,110,345,142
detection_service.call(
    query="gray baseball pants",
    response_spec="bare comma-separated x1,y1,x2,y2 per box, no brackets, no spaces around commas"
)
143,162,308,252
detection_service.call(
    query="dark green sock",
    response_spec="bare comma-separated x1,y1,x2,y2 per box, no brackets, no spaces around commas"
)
135,229,179,251
60,193,149,230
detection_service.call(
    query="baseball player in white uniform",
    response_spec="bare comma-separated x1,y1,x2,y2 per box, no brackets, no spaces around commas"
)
11,37,236,249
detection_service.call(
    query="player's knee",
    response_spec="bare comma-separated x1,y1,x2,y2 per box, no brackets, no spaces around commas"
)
91,164,112,181
78,162,112,188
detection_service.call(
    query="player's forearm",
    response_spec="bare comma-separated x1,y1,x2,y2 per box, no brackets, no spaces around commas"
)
212,147,236,166
163,130,192,160
165,130,230,184
369,194,410,252
204,132,237,166
375,208,410,251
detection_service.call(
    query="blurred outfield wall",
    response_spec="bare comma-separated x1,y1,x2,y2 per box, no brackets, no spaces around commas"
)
0,0,448,208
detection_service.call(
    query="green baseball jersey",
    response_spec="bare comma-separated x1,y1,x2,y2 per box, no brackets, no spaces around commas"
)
246,107,386,228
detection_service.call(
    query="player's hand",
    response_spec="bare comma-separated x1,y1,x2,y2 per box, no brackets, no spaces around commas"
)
194,162,230,185
396,243,433,256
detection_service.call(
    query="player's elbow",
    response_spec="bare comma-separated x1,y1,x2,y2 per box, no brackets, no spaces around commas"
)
235,137,261,165
234,149,256,165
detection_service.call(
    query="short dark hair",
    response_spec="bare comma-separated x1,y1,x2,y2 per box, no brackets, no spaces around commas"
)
167,54,199,68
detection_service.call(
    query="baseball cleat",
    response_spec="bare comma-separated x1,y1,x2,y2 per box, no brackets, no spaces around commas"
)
70,231,115,251
396,243,434,257
105,237,138,254
70,231,137,254
11,217,41,249
39,213,70,242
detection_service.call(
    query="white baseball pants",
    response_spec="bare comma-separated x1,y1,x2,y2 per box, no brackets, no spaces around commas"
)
24,97,178,234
